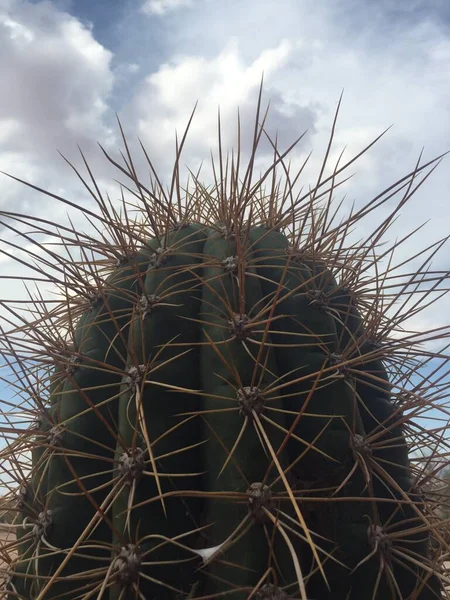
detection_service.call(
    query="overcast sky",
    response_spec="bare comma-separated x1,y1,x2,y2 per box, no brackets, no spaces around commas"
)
0,0,449,470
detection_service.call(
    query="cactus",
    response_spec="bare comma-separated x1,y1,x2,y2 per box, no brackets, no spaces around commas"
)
0,86,449,600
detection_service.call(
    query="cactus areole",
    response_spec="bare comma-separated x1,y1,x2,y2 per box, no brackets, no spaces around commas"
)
0,87,447,599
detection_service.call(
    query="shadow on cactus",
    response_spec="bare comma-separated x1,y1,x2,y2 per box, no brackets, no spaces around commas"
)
0,83,449,600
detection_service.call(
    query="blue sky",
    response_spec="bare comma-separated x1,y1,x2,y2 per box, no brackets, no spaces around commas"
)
0,0,450,479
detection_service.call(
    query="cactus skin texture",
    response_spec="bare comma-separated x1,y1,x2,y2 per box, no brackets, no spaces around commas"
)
0,87,448,600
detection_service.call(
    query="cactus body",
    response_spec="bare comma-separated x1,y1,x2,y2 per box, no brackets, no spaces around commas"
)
0,92,447,600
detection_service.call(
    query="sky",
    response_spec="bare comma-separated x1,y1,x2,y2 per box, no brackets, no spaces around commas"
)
0,0,450,484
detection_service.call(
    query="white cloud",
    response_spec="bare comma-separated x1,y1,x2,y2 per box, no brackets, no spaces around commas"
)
140,0,193,16
0,0,116,177
126,38,302,162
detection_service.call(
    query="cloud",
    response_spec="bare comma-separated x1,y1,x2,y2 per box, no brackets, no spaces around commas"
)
0,0,120,217
0,0,115,153
117,38,318,181
140,0,193,16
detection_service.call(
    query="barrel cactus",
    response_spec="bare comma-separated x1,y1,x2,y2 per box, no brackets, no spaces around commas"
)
0,88,448,600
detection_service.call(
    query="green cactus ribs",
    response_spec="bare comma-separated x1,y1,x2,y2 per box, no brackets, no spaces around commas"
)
0,84,448,600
